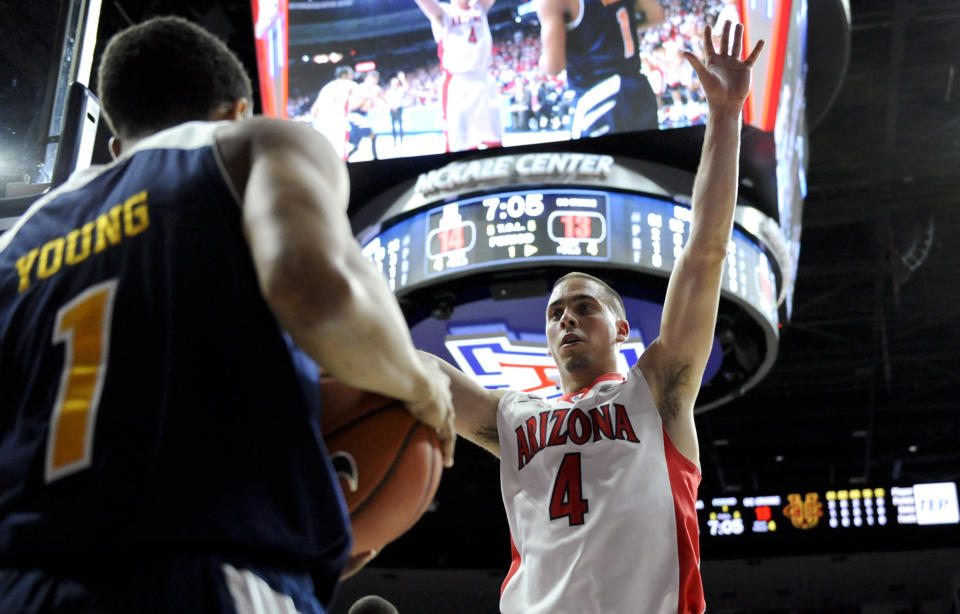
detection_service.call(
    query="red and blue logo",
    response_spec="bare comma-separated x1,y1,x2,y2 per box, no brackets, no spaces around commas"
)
444,331,646,398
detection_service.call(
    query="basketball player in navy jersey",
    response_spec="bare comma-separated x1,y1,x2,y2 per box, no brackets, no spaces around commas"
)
538,0,665,137
0,16,454,614
422,22,762,613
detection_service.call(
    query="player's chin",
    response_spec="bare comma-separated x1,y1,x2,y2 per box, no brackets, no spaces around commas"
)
560,353,593,374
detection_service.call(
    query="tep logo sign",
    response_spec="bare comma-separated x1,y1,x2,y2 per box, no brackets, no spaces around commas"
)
444,331,646,398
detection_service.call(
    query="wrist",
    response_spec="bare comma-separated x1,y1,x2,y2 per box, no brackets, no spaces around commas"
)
400,355,436,403
706,105,743,121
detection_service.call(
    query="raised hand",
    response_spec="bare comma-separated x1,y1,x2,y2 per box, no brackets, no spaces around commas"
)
683,21,764,115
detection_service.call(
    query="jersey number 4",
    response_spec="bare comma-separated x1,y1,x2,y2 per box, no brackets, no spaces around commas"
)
45,279,117,483
549,452,589,525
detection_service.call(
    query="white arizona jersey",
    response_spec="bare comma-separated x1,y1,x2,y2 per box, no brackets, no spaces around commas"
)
497,369,704,614
312,78,355,158
431,2,492,75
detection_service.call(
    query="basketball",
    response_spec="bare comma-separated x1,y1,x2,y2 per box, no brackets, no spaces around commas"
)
320,378,444,555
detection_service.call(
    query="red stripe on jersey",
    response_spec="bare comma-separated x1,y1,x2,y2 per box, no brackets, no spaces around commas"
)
663,427,705,614
342,97,350,161
736,0,754,125
761,0,793,130
441,70,453,153
501,533,522,596
557,372,625,404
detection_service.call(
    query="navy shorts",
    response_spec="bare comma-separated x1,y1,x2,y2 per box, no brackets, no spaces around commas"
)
572,73,659,138
0,555,329,614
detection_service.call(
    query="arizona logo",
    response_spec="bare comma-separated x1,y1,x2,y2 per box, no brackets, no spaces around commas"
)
515,403,640,470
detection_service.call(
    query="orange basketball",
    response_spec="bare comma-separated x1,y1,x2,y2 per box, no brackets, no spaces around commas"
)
320,378,443,555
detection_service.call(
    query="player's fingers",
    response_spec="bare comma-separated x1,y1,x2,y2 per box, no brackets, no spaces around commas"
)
731,23,743,59
744,39,765,66
720,20,732,56
702,24,715,59
681,51,707,79
439,412,456,467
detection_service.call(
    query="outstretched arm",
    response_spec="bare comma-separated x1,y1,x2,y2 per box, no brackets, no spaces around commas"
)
635,0,665,30
217,117,456,465
414,0,444,25
637,22,763,467
537,0,568,76
418,351,506,457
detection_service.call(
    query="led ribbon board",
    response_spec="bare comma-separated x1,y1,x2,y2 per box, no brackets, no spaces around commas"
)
361,188,780,330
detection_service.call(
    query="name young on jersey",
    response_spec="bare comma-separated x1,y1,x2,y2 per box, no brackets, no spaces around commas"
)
514,402,640,470
15,190,150,293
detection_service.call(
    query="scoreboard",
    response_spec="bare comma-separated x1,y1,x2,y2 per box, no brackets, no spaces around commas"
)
697,481,959,555
361,188,780,330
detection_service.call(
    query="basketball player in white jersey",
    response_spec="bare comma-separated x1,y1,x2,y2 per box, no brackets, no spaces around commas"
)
413,0,503,151
421,23,763,613
311,66,357,160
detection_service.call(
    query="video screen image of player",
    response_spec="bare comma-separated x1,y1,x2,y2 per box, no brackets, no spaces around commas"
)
288,0,741,161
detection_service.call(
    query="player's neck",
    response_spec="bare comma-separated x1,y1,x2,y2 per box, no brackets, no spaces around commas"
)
560,367,618,397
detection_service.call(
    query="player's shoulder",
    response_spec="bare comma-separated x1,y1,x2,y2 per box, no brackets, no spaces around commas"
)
217,116,341,167
498,389,546,413
215,116,345,203
216,116,319,148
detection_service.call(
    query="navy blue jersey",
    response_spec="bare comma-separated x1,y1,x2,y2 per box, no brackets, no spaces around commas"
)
0,122,350,601
565,0,644,90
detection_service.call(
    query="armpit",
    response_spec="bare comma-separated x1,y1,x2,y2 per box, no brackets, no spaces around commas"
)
473,424,500,448
658,360,692,422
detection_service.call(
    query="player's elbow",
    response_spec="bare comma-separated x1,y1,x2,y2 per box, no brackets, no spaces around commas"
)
678,241,728,272
539,54,564,77
258,248,356,331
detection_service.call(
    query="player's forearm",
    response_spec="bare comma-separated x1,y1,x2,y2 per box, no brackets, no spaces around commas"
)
417,350,503,453
537,1,566,76
414,0,443,22
280,249,437,404
539,52,565,77
686,108,741,262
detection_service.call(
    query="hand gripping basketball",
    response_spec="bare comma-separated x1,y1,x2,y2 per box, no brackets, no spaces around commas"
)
401,357,456,467
320,378,445,557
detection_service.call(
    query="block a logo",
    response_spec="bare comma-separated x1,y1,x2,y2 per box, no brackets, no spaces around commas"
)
445,331,646,399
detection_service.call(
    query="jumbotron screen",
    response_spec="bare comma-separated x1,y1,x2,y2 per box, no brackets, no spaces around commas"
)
253,0,803,162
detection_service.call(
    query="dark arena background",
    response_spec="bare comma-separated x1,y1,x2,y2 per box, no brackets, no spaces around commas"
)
2,0,959,612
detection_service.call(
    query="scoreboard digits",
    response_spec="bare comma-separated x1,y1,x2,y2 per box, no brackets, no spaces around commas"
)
360,188,781,329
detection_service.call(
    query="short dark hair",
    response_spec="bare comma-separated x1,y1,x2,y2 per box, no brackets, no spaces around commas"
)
335,66,355,79
97,16,253,139
552,272,627,321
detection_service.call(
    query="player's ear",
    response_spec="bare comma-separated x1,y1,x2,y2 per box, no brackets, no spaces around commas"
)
108,136,122,160
615,319,629,343
211,98,251,122
225,98,251,120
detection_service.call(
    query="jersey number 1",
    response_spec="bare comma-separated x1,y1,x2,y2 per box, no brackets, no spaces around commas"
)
615,7,636,59
45,279,117,483
549,452,589,525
